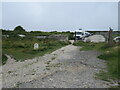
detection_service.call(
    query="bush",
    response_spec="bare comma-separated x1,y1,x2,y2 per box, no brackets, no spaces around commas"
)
14,26,26,34
2,54,8,65
68,33,74,40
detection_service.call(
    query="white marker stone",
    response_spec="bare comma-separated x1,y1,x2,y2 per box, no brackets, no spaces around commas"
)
34,43,39,49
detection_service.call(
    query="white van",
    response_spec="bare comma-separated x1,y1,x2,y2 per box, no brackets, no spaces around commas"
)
74,30,91,40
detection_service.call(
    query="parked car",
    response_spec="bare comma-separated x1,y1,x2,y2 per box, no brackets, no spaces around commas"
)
113,36,120,43
74,30,92,40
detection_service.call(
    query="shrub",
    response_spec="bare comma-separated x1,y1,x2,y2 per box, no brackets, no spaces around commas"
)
2,54,8,65
14,26,26,34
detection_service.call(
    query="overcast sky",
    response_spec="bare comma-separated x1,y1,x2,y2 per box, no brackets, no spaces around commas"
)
2,2,118,31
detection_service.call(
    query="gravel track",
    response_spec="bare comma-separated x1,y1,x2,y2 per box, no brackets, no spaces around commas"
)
2,44,112,88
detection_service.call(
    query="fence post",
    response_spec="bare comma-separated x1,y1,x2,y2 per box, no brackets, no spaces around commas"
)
75,31,76,42
108,27,113,46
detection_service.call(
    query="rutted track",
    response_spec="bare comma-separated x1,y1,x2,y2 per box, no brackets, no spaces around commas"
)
2,44,111,88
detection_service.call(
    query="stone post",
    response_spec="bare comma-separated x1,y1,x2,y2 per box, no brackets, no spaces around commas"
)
108,27,113,46
75,31,76,42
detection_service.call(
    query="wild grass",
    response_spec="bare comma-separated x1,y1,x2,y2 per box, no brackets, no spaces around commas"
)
73,41,105,51
2,37,69,63
97,46,119,81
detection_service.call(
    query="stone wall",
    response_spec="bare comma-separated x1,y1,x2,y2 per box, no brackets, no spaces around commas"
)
48,34,68,41
95,31,120,41
35,34,68,41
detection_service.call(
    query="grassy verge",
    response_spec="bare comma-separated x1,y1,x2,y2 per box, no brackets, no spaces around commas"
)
2,37,70,63
73,41,105,51
97,45,119,81
74,41,119,81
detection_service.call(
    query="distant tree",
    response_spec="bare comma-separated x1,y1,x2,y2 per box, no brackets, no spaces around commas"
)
14,26,26,33
51,31,57,32
66,31,70,33
79,28,82,30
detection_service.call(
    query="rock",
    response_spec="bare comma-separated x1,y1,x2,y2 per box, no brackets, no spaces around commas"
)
84,35,105,43
112,83,119,86
49,78,53,81
84,38,90,42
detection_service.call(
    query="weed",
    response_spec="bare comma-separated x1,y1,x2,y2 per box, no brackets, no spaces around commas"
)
46,67,50,70
14,82,21,88
2,54,8,65
32,69,36,75
45,61,51,65
51,57,56,60
8,70,14,74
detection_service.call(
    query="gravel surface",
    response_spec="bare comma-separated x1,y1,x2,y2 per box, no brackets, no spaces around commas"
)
2,44,112,88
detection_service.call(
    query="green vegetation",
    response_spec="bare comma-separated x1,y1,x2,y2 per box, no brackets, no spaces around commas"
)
2,26,71,64
51,57,56,60
112,34,120,38
14,26,26,33
2,54,8,65
2,37,69,62
8,70,14,74
97,46,119,81
2,28,74,40
74,41,119,81
73,41,105,51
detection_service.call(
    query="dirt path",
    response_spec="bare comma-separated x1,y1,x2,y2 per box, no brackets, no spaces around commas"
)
2,44,112,88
